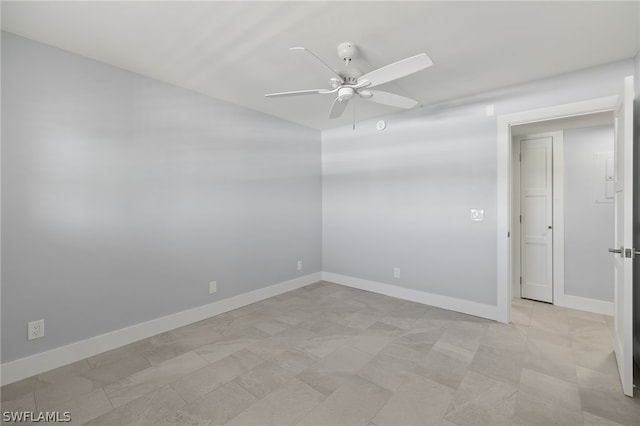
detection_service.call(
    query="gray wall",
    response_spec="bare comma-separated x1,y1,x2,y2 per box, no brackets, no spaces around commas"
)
323,59,634,307
563,125,614,302
1,32,322,362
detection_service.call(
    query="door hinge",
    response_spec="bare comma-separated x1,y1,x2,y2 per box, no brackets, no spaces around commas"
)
520,276,522,285
519,152,522,162
519,215,522,223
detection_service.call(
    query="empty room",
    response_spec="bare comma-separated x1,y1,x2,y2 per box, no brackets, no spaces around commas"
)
1,1,640,425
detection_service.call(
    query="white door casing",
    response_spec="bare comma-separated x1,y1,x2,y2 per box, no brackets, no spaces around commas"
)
520,136,554,303
611,75,634,397
497,95,617,324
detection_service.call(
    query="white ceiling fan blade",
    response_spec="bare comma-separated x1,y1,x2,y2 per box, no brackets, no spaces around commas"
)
290,47,344,83
357,53,432,88
265,89,329,98
329,97,350,119
361,90,419,109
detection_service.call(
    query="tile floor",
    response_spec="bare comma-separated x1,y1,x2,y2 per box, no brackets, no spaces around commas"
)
1,281,639,425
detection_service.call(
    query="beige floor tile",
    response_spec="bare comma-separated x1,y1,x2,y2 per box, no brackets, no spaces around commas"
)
295,335,351,359
166,381,256,425
253,318,290,336
576,365,623,392
59,388,112,425
569,316,609,334
247,336,292,360
297,345,373,396
80,354,151,387
573,326,614,347
510,304,532,327
271,349,318,375
343,309,385,330
434,322,487,362
514,368,582,426
0,377,43,402
395,325,445,352
366,321,405,337
0,392,36,416
377,342,426,363
194,338,257,364
416,345,470,389
226,378,325,426
572,340,618,375
372,374,454,426
305,345,372,374
104,351,208,408
444,371,517,426
580,387,640,426
171,350,261,402
249,326,319,361
526,325,572,348
34,375,101,411
233,358,297,399
583,411,625,426
566,308,607,323
142,342,193,365
470,344,524,386
345,331,395,355
85,385,184,426
524,338,577,382
482,322,527,353
357,352,417,392
37,360,92,383
297,376,391,426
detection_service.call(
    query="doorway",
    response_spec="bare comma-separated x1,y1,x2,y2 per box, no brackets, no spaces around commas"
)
495,95,618,323
511,120,615,308
495,83,635,397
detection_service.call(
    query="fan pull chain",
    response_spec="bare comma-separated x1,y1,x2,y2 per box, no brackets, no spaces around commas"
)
353,101,356,131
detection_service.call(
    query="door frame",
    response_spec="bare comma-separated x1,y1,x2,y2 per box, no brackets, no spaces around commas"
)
512,131,565,304
496,95,618,323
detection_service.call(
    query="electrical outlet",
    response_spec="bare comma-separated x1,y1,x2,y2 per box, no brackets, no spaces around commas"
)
297,260,303,271
209,281,217,294
28,320,44,340
393,267,400,278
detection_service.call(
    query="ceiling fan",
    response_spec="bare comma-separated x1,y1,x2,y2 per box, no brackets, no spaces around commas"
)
265,42,433,119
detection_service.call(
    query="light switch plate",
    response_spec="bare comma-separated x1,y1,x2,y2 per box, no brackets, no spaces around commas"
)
470,209,485,221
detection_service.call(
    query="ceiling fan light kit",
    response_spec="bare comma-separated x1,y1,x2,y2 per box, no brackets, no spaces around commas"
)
265,42,433,121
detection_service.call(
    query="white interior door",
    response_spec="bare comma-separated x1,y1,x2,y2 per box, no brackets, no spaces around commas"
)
520,136,553,303
610,75,634,397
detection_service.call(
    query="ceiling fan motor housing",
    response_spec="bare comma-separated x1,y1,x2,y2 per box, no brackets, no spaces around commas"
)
338,67,363,84
337,87,354,102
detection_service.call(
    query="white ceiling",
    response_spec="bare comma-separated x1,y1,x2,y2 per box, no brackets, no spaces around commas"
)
2,1,639,130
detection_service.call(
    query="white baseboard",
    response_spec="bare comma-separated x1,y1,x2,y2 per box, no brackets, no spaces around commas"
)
559,294,614,316
322,272,498,321
0,272,321,386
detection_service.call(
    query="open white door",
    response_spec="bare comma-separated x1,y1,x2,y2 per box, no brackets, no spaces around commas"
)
609,75,634,397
